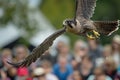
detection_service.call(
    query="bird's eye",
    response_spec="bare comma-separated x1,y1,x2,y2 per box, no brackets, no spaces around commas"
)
65,21,68,24
69,22,71,24
66,21,69,23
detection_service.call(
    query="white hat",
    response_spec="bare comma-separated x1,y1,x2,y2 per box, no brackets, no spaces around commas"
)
113,35,120,44
33,67,45,76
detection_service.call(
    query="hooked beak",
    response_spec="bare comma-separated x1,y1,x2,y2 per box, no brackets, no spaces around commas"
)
69,25,73,28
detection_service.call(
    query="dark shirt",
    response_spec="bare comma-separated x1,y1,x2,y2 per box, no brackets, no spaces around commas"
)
106,70,118,79
78,63,94,80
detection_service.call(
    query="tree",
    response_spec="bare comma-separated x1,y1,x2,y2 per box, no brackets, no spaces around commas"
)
0,0,38,38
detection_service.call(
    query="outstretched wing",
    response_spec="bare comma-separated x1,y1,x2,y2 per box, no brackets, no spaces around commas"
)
7,28,66,67
75,0,97,20
94,20,119,35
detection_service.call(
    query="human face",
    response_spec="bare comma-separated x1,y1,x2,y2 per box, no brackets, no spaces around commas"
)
73,71,82,80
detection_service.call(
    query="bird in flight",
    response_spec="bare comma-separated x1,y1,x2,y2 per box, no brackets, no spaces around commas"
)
8,0,119,67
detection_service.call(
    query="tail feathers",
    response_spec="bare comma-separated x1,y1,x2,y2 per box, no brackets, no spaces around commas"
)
94,20,119,36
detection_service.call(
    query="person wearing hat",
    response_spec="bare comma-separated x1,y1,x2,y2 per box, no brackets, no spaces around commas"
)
41,60,58,80
33,67,46,80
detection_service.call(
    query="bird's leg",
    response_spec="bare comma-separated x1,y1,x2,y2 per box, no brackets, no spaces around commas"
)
86,33,96,39
92,30,100,38
86,30,100,39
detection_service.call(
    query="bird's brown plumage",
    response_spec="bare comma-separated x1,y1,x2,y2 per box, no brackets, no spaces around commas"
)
7,28,66,67
74,0,119,37
93,20,119,35
75,0,96,19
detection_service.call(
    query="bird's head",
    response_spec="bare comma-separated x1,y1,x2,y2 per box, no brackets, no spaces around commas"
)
63,19,76,29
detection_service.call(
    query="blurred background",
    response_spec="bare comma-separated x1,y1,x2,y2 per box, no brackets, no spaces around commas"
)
0,0,120,80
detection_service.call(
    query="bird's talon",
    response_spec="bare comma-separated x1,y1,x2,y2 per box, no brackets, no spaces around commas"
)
92,30,100,38
87,34,95,39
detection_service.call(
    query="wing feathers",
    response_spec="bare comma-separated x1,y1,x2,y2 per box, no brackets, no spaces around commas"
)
7,28,66,67
76,0,97,19
94,20,119,35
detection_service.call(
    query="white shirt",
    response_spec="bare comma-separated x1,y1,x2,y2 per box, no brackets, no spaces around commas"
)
46,73,58,80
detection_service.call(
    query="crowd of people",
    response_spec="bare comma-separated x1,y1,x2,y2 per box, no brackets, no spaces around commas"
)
0,35,120,80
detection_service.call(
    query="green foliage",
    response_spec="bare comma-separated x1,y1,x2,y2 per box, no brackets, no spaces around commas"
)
40,0,75,29
0,0,38,39
93,0,120,44
40,0,120,45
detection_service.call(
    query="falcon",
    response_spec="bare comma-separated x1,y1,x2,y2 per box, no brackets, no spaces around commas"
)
8,0,119,67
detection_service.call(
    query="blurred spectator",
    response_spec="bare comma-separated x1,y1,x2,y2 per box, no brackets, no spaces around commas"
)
88,39,103,65
13,45,29,62
117,65,120,74
0,70,10,80
114,74,120,80
78,56,94,80
73,40,88,63
102,45,112,58
71,58,78,70
7,67,17,80
12,45,33,80
53,55,73,80
1,49,12,71
103,58,118,79
67,70,83,80
1,35,120,80
96,45,112,67
33,67,46,80
111,35,120,67
87,67,112,80
55,41,73,63
0,51,3,68
71,40,88,70
41,60,58,80
17,67,31,80
56,41,69,53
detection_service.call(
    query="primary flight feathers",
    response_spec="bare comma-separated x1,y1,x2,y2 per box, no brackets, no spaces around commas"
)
7,28,66,67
